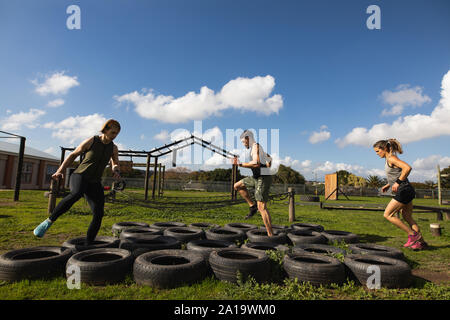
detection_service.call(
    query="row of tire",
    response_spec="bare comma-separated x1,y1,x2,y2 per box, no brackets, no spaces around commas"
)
112,221,359,247
0,221,412,289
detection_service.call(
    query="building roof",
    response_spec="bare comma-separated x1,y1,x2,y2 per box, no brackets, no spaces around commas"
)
0,140,59,162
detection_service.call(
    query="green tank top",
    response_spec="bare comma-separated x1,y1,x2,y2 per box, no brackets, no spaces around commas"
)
74,135,114,182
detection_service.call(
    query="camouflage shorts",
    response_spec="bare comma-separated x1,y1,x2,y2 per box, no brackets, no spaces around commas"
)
242,175,272,203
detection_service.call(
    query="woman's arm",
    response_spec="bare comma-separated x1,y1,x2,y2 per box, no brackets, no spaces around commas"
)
52,137,94,180
110,144,121,179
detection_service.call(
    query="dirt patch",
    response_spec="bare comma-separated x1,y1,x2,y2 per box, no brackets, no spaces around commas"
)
412,269,450,284
0,202,17,207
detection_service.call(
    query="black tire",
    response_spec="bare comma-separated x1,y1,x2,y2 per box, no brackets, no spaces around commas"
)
287,230,328,245
291,223,324,233
62,236,120,253
283,252,346,286
270,224,293,233
246,229,289,245
344,254,412,288
119,235,182,259
163,227,205,243
224,223,258,233
205,227,247,243
133,249,209,288
241,242,289,254
66,248,133,286
347,243,405,260
209,248,271,283
149,221,187,231
186,239,237,262
0,246,72,281
322,230,359,244
292,244,346,256
188,222,220,230
299,195,320,202
111,221,150,237
119,227,163,240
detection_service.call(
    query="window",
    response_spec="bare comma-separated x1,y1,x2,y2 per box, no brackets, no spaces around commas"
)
21,162,33,183
45,165,59,184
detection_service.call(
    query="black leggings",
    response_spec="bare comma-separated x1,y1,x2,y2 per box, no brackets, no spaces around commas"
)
49,173,105,244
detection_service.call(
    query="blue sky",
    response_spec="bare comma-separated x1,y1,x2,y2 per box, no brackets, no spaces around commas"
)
0,0,449,181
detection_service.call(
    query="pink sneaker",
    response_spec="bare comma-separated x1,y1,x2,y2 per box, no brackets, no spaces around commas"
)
410,241,425,250
404,232,422,247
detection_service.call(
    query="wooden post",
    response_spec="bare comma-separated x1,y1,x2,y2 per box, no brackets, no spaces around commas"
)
437,165,442,206
144,154,151,201
288,187,295,222
59,148,66,193
161,165,165,196
152,157,158,200
47,178,59,214
14,136,26,201
158,163,162,197
231,162,236,200
437,210,443,221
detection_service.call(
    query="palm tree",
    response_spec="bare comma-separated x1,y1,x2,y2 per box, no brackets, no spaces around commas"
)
366,175,384,188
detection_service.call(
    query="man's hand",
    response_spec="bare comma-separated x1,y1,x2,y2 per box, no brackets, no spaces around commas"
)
381,184,390,193
232,157,240,166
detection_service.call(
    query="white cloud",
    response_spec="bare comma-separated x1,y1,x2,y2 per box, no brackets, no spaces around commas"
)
408,155,450,182
0,108,46,131
43,113,107,145
47,99,65,108
153,130,170,142
336,70,450,148
380,84,431,116
32,71,79,96
309,125,331,144
114,75,283,123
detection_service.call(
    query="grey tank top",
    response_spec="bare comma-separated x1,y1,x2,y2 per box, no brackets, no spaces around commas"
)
385,158,402,187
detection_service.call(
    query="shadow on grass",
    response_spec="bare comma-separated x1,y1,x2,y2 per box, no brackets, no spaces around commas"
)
357,233,392,243
0,215,11,219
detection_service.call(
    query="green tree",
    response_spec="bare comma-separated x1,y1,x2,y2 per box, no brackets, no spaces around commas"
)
441,166,450,188
348,173,367,187
337,170,351,186
366,175,384,188
273,164,305,184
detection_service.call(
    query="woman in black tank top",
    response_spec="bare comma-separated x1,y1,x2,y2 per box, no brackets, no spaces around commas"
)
33,119,121,246
373,139,427,250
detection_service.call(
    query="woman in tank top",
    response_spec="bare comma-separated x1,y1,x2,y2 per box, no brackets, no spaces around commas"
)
373,139,427,250
33,119,121,246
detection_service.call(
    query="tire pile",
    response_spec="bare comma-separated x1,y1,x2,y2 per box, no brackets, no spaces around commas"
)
0,221,413,289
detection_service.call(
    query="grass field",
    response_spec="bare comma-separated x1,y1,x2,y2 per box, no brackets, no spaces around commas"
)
0,189,449,300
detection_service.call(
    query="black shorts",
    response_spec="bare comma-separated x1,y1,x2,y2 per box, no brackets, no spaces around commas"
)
393,181,415,204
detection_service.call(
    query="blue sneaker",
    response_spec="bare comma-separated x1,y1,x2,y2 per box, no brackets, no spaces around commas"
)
33,219,53,238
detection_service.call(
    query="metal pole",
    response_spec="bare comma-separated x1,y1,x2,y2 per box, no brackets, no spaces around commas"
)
13,136,26,201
